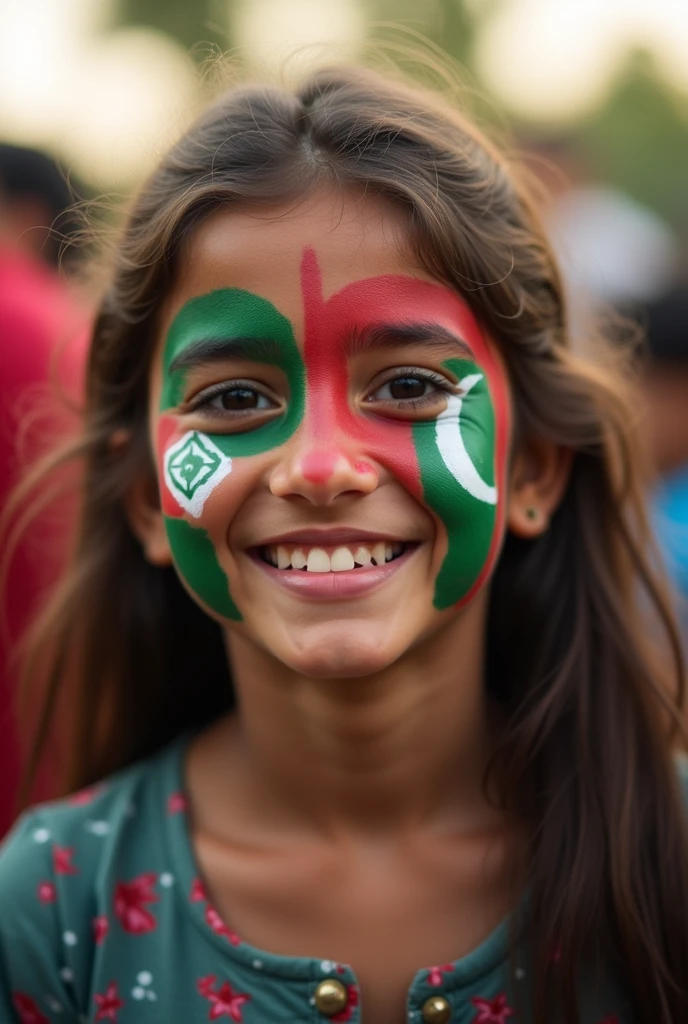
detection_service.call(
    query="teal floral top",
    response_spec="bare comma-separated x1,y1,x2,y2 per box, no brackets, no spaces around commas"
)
0,735,680,1024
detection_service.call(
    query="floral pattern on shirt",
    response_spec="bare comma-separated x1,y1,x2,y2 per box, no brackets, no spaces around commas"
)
427,964,454,986
94,981,124,1021
37,881,56,903
114,873,158,934
197,975,251,1021
93,914,110,945
471,992,514,1023
330,984,358,1022
0,741,641,1024
53,845,78,875
12,993,50,1024
191,877,208,903
205,905,242,946
167,791,188,814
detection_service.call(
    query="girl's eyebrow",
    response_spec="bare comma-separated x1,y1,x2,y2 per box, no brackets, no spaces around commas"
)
168,336,285,374
343,321,474,358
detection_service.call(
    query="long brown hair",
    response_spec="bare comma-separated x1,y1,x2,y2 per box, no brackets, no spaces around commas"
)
5,63,688,1022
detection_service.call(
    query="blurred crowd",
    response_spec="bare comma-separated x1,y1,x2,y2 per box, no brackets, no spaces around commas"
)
1,135,687,838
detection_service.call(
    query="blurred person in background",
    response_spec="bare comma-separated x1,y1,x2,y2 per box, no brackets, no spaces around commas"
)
525,135,679,344
526,136,688,640
0,143,87,838
644,285,688,630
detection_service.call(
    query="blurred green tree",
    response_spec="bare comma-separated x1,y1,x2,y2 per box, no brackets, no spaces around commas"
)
366,0,502,69
115,0,227,53
576,49,688,223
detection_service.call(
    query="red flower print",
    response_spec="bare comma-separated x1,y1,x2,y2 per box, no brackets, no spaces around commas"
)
12,993,50,1024
114,873,158,934
93,914,109,945
427,964,454,986
69,784,103,806
596,1017,619,1024
197,975,218,998
471,993,514,1024
53,845,78,875
191,877,208,902
37,881,56,903
167,791,188,814
94,981,124,1021
205,905,241,945
331,984,358,1022
549,939,562,964
197,976,251,1021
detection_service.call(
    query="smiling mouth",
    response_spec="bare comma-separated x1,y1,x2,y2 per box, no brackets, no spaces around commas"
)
258,541,413,573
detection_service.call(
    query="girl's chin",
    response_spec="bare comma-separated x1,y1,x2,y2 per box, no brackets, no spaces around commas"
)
266,626,411,680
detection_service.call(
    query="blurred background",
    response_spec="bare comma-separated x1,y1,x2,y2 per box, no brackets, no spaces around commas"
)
0,0,686,208
1,0,688,830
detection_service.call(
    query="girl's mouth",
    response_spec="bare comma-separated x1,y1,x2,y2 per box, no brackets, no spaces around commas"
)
249,540,419,599
259,540,411,573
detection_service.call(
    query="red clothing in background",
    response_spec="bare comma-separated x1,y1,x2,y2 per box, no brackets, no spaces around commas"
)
0,248,86,837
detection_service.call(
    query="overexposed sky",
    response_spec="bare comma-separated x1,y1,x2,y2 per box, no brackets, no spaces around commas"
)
0,0,686,182
475,0,688,119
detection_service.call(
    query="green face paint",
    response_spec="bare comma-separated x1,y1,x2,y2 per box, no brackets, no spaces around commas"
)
298,251,509,609
156,253,509,623
158,288,306,619
411,358,497,609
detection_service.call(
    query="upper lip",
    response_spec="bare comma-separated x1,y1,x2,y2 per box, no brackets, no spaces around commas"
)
251,528,416,548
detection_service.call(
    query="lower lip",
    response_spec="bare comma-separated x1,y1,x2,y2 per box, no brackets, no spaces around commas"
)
249,546,416,600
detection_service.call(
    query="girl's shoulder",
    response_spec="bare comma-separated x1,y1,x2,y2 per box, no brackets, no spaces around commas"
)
0,735,189,1022
0,733,187,881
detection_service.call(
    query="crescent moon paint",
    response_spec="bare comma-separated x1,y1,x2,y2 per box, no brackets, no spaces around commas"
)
435,375,497,507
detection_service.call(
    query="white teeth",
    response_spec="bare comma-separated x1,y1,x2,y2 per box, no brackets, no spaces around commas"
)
291,548,307,569
306,548,331,572
277,546,291,569
331,547,355,572
354,546,372,566
264,542,406,571
372,542,387,566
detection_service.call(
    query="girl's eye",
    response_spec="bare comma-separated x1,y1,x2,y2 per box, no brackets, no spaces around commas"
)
214,387,272,411
366,369,456,411
373,375,434,401
188,382,278,416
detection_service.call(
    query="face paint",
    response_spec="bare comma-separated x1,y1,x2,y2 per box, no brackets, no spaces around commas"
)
158,289,306,619
298,249,509,609
412,360,500,608
156,252,509,622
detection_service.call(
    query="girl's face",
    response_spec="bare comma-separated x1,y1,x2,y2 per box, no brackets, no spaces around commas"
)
148,190,511,677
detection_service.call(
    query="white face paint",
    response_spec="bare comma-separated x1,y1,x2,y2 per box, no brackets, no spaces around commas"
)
163,430,232,518
435,374,497,505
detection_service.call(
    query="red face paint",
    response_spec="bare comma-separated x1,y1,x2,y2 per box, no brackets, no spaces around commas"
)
299,247,510,609
301,450,338,484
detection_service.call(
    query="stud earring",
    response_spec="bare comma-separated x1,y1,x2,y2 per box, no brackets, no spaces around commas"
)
525,507,539,521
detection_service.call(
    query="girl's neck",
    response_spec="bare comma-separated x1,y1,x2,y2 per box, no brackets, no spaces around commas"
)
191,593,500,845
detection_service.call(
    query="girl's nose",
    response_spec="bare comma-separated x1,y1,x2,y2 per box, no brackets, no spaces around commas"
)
269,447,379,505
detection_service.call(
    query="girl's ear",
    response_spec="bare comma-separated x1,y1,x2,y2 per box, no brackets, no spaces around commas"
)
123,467,173,566
111,428,171,567
506,437,572,539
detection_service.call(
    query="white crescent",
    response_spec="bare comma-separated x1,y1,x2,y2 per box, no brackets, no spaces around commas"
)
435,373,497,505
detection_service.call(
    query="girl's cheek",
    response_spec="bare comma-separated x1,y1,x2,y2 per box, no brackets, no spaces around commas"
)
156,415,243,621
411,361,508,610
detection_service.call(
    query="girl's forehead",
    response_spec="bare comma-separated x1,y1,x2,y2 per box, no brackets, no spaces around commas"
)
159,190,444,344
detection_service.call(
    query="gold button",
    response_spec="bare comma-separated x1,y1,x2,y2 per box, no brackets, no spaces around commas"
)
421,995,452,1024
314,979,349,1017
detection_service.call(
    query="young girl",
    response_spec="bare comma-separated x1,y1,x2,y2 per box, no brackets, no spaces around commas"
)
1,64,687,1024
